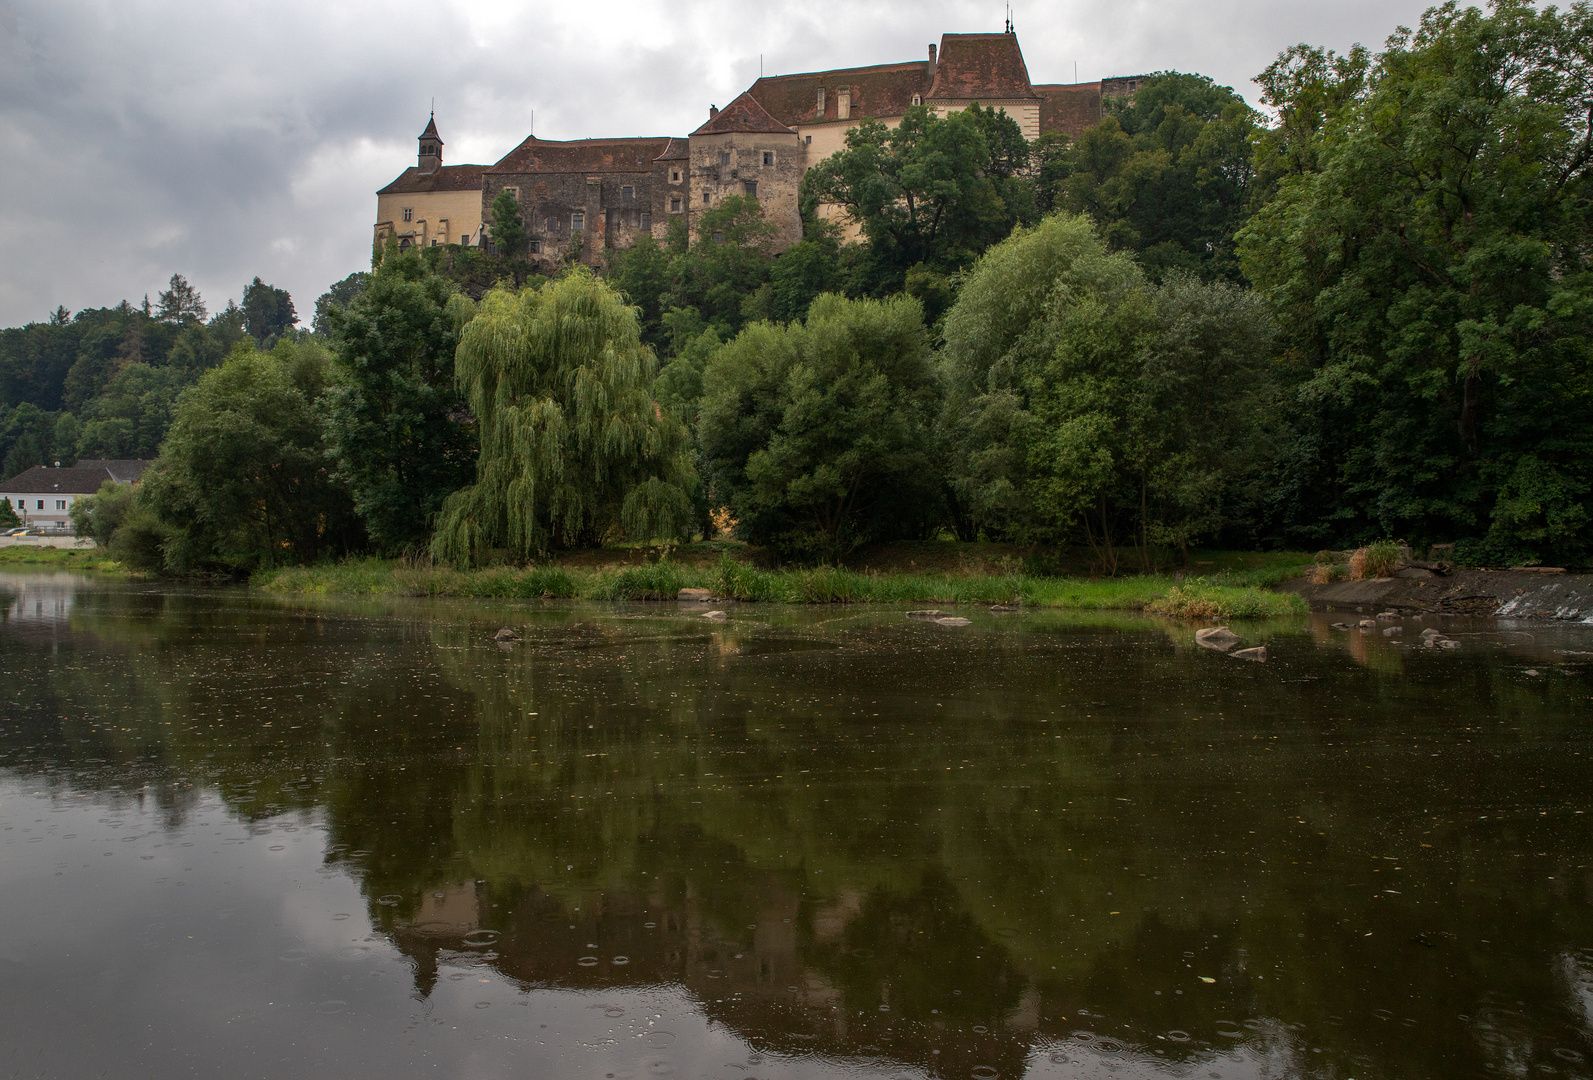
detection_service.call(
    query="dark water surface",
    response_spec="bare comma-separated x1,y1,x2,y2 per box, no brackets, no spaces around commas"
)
4,572,1593,1079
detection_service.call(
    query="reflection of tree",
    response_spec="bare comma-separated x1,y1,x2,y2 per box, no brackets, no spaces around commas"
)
5,588,1593,1077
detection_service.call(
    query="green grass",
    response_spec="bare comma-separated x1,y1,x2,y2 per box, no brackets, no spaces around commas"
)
0,546,129,574
255,554,1308,618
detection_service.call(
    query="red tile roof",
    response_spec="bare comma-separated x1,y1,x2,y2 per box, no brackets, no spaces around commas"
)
489,135,686,174
691,91,796,136
748,60,931,126
1035,83,1106,137
928,33,1038,100
377,163,486,195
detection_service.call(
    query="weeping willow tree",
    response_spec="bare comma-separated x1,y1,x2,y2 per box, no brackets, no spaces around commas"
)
430,271,697,566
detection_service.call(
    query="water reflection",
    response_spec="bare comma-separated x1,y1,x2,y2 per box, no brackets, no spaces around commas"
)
3,577,1593,1078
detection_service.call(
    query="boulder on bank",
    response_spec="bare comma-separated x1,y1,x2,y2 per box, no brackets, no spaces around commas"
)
1195,626,1242,652
678,588,714,602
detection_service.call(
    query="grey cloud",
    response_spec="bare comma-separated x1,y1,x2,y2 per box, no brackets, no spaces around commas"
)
3,0,1439,327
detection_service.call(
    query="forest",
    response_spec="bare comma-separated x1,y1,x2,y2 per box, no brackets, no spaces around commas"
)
6,1,1590,571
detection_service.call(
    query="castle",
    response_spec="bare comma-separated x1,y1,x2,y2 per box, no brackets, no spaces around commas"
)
374,30,1143,268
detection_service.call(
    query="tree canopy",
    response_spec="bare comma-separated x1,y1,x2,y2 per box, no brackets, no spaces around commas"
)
430,271,697,565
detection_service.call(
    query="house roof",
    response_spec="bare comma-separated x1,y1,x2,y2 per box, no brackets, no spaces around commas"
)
489,135,686,175
748,60,931,126
2,465,126,495
377,163,487,196
419,115,441,142
691,91,796,136
928,32,1038,100
75,459,147,484
1035,82,1105,137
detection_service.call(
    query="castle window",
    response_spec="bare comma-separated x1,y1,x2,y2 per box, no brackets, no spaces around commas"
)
529,240,542,254
762,151,774,166
621,185,634,202
669,196,682,212
640,212,652,230
719,151,731,166
805,135,812,144
503,186,519,201
671,170,681,183
702,191,710,204
546,216,556,231
743,180,758,197
402,207,413,222
572,211,585,231
399,238,412,250
713,231,724,244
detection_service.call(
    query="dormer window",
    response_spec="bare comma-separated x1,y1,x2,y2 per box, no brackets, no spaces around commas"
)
912,94,922,106
838,90,851,120
816,87,825,116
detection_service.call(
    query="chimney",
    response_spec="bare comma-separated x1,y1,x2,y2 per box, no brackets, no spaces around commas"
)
928,43,937,76
709,104,719,118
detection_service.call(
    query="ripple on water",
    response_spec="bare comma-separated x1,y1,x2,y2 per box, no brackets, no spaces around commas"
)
643,1032,676,1049
971,1067,999,1079
376,894,402,906
1165,1030,1191,1042
462,930,500,947
315,1000,346,1014
577,956,599,967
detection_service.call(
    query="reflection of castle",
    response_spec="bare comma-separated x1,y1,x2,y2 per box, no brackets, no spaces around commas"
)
374,29,1144,269
380,864,1045,1079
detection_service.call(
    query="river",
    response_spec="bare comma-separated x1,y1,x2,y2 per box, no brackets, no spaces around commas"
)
3,571,1592,1079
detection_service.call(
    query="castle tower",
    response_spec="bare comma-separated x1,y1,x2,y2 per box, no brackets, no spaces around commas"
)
418,114,443,175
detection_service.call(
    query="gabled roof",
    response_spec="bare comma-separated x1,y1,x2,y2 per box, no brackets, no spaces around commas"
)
692,91,796,136
419,115,442,142
489,135,686,174
75,459,147,484
928,33,1038,100
1035,82,1105,137
748,60,931,126
377,163,486,196
655,137,689,161
2,465,121,495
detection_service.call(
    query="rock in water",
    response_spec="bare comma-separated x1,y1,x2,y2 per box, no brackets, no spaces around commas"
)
989,604,1020,613
494,628,520,642
1331,622,1353,630
678,588,714,602
1438,638,1461,649
1359,619,1378,629
1231,646,1268,662
703,610,728,620
935,617,972,626
1195,626,1242,652
1421,627,1442,639
905,610,945,620
1382,626,1402,636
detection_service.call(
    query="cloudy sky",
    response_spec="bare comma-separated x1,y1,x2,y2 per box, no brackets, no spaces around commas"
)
1,0,1446,327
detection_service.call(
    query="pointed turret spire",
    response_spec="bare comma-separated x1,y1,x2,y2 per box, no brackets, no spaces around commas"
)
418,112,443,174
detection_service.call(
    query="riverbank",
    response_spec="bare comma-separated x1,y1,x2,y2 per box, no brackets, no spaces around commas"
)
1284,566,1593,621
0,546,127,573
254,555,1309,619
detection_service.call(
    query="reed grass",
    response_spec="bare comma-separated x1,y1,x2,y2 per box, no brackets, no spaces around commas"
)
256,554,1308,618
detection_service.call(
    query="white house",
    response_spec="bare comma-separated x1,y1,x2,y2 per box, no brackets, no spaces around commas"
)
1,459,147,531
